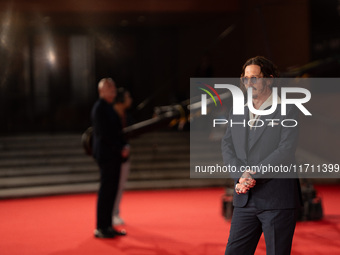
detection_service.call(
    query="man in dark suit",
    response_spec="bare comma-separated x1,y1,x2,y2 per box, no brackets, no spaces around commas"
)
222,56,302,255
91,78,129,238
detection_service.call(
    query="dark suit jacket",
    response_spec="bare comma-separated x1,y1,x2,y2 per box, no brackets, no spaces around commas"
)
91,99,126,164
221,104,302,210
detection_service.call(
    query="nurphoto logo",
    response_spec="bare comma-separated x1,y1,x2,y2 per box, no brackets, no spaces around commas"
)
200,84,312,116
198,82,223,115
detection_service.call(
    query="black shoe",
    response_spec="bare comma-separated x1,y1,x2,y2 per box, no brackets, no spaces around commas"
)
94,227,127,238
112,227,127,236
94,228,116,238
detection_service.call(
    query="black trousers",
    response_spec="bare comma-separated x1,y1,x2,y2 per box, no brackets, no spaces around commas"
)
225,199,297,255
96,158,121,229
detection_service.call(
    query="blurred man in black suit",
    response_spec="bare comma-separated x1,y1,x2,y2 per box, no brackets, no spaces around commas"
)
91,78,129,238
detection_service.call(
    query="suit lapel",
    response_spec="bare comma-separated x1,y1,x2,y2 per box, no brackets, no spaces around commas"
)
232,107,248,161
248,108,280,152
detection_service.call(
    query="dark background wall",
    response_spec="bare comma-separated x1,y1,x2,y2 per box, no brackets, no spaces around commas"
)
0,0,338,134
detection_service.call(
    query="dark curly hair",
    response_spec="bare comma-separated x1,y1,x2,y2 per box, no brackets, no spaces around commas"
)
241,56,279,78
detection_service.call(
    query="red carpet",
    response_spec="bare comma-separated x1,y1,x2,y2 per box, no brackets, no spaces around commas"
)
0,185,339,255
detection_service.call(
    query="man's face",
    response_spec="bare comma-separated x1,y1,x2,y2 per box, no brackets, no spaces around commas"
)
103,81,117,104
243,65,268,99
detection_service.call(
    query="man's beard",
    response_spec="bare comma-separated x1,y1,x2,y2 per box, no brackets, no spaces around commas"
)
251,85,266,99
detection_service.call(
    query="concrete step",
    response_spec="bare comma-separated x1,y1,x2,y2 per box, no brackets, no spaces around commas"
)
0,172,100,189
0,153,189,168
0,156,94,168
0,164,97,177
0,132,189,149
0,143,189,156
0,178,228,199
0,168,192,189
0,159,190,177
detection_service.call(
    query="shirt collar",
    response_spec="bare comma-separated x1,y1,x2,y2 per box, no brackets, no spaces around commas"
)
247,93,281,119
